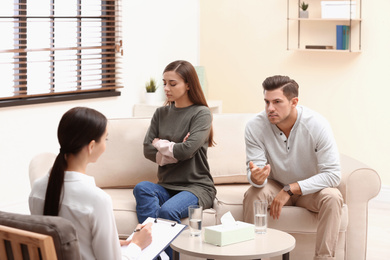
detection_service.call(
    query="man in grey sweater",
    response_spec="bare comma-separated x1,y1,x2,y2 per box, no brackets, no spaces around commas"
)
243,75,343,260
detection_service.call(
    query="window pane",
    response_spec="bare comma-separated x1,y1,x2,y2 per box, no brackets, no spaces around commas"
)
28,0,51,16
0,16,16,97
54,49,78,92
0,52,14,97
81,48,102,89
54,19,77,48
0,2,13,16
55,0,77,16
27,19,50,49
27,51,51,95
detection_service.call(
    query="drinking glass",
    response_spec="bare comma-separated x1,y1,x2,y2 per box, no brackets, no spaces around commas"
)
188,205,202,236
254,200,268,234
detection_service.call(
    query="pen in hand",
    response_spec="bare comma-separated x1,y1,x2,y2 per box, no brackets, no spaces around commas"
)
131,223,153,250
133,227,143,233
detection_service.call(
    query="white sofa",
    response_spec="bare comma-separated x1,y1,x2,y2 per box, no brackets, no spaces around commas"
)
29,113,381,260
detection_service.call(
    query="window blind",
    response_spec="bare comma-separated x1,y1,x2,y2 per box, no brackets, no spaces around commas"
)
0,0,122,105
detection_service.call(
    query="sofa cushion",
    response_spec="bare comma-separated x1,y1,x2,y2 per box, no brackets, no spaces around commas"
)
103,188,217,237
213,184,252,223
208,114,254,184
86,118,158,188
213,185,349,233
0,211,81,260
103,188,138,237
268,205,348,233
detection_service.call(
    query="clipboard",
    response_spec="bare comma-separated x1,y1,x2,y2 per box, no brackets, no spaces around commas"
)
122,217,186,259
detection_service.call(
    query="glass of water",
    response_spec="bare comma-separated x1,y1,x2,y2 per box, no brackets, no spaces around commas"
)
254,200,268,234
188,205,203,236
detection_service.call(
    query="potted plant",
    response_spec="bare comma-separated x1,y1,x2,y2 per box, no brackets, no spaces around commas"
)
145,77,157,93
299,1,309,18
144,77,159,104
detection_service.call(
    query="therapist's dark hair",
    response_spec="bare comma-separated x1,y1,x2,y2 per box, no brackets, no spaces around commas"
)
43,107,107,216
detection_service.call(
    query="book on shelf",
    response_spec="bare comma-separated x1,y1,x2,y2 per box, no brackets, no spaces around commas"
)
336,25,343,50
305,45,334,50
336,25,350,50
342,25,350,50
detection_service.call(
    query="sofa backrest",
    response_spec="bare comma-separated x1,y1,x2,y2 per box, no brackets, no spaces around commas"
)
29,113,378,199
86,113,255,188
86,117,158,188
29,113,255,188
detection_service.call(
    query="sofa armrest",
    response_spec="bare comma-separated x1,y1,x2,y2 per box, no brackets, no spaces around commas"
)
338,154,381,260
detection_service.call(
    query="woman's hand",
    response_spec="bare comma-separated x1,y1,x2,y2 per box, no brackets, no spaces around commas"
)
183,132,190,142
130,222,153,250
152,138,160,145
119,239,131,246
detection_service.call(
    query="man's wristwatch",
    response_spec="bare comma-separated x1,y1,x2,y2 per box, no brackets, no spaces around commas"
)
283,184,294,196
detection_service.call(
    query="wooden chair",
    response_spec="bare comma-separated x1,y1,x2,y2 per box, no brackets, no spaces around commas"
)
0,211,81,260
0,224,57,260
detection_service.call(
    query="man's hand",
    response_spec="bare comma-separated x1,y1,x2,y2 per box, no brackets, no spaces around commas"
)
249,161,270,185
130,222,153,250
269,190,290,220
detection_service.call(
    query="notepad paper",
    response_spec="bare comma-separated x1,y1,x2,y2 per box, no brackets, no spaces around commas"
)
121,217,186,259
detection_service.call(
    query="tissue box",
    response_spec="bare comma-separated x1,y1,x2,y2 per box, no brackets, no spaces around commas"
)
204,221,255,246
321,1,356,19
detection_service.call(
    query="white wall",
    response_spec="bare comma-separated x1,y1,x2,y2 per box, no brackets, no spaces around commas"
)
200,0,390,186
0,0,200,208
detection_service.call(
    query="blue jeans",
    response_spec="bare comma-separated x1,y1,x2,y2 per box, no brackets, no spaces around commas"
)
133,181,199,259
133,181,199,223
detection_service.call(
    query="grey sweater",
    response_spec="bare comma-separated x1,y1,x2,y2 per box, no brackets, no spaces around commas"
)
245,105,341,195
143,104,216,209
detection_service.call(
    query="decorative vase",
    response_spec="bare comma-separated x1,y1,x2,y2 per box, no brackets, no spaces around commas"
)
299,10,309,18
144,92,158,105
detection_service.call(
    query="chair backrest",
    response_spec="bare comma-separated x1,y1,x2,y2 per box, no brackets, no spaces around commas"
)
0,224,57,260
0,211,81,260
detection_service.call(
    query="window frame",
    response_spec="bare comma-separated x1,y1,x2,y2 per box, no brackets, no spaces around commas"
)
0,0,122,108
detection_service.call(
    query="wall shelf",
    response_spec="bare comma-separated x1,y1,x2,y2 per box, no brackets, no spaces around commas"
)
287,0,362,52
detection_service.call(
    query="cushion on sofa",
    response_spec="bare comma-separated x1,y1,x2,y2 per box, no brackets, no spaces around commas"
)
208,114,254,184
104,188,217,237
86,117,158,189
213,185,348,233
268,205,348,233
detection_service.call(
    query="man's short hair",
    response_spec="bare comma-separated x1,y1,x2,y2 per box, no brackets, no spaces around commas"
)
262,75,299,100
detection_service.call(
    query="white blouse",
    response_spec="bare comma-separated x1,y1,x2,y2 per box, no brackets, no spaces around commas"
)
29,171,141,260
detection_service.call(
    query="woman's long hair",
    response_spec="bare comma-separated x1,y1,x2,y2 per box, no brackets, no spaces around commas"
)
163,60,215,147
43,107,107,216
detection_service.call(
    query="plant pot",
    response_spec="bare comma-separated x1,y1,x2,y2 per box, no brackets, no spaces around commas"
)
144,92,158,105
299,10,309,18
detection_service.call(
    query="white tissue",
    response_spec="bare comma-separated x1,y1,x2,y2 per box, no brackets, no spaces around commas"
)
220,211,237,226
204,211,255,246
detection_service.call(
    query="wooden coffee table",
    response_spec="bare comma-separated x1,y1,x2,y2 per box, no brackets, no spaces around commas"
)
171,228,295,260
